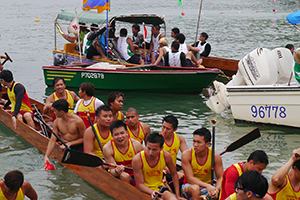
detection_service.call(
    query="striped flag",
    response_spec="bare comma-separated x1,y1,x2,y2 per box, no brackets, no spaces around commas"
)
82,0,110,13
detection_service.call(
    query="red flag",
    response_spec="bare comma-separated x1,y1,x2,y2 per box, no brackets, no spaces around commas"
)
143,23,147,39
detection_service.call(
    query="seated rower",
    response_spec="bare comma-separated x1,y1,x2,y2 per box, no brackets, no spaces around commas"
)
74,82,104,128
125,107,150,145
82,23,108,60
0,170,38,200
174,33,202,66
181,128,223,200
43,77,79,121
0,69,35,130
103,120,143,184
163,41,187,67
153,37,171,66
191,32,211,58
132,132,183,200
44,99,86,164
107,91,125,122
132,24,144,49
116,28,144,65
84,104,113,159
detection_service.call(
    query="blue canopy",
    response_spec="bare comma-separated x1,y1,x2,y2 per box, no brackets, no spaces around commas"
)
286,10,300,25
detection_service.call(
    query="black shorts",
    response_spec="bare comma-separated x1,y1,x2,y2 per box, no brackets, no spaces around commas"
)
86,45,100,59
127,54,140,64
186,59,193,67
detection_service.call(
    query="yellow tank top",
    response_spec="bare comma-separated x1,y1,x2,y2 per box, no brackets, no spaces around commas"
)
0,182,24,200
111,138,137,175
191,147,212,184
92,123,113,158
162,132,180,165
268,174,300,200
76,97,96,128
126,122,146,144
7,82,32,114
53,89,74,114
140,150,166,191
117,111,122,120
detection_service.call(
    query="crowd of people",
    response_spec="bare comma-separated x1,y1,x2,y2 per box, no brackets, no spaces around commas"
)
61,22,211,67
1,68,300,200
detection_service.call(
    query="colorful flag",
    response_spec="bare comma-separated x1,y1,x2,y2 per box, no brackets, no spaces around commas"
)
178,0,183,7
143,22,147,39
82,0,110,13
67,17,79,34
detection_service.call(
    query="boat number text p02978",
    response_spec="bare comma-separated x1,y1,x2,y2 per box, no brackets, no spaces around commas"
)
251,105,286,119
81,72,105,79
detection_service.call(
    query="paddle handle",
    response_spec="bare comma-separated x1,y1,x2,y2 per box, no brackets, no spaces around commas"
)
86,111,104,152
102,163,133,171
153,186,167,200
211,120,216,184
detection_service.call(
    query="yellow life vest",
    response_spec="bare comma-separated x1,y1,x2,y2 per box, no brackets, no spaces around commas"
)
7,82,32,114
53,89,74,114
140,150,166,191
76,97,96,128
92,123,113,158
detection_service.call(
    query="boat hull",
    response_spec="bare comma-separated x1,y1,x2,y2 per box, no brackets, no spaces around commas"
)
0,98,150,200
43,65,220,93
227,85,300,128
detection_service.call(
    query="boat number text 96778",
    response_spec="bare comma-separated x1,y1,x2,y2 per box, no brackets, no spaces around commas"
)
251,105,286,119
81,72,104,79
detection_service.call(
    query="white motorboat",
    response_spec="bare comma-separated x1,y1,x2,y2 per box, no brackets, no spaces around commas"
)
206,47,300,128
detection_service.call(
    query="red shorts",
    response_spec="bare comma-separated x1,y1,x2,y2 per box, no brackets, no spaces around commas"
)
11,111,34,118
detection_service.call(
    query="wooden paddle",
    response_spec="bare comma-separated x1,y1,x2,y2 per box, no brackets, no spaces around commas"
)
61,148,133,170
85,110,103,152
211,120,216,184
220,127,261,155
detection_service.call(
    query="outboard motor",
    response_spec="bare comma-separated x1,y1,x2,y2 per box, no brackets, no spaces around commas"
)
53,53,68,66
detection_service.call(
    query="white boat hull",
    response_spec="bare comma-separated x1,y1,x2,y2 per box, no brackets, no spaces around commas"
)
227,85,300,128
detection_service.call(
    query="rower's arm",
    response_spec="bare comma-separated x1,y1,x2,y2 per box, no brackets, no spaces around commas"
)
22,180,38,200
214,151,223,190
153,48,164,65
43,95,53,114
165,152,181,199
189,45,200,53
127,38,135,54
44,131,58,164
70,91,80,103
12,84,25,117
83,127,96,155
132,153,153,195
178,135,188,152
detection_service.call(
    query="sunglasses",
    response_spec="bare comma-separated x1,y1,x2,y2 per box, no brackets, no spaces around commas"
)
236,187,263,198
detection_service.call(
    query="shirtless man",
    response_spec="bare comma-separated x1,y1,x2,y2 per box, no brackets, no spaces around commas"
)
107,91,124,122
148,24,165,64
44,99,86,164
43,77,79,120
74,82,104,128
84,104,113,159
132,132,184,200
103,120,143,183
125,107,150,145
0,70,35,130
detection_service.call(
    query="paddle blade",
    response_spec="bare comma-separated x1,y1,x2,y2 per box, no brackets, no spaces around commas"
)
44,162,56,170
61,148,103,167
223,127,261,154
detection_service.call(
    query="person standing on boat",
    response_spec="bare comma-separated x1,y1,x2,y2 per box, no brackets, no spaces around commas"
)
103,120,143,184
191,32,211,58
148,24,165,64
44,99,86,163
107,91,125,122
0,69,35,130
0,170,37,200
153,37,170,66
116,28,144,65
266,148,300,200
43,77,79,120
174,33,202,66
231,170,268,200
181,128,223,200
74,82,104,128
171,27,180,38
132,132,184,200
218,150,269,200
84,104,113,159
125,107,150,145
163,41,187,67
